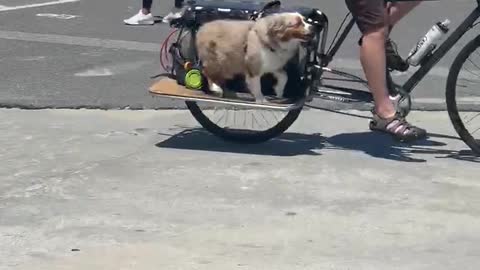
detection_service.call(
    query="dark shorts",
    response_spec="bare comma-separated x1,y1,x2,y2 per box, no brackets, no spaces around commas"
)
345,0,386,34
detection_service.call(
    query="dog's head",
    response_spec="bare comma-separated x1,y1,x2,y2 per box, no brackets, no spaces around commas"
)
266,12,313,43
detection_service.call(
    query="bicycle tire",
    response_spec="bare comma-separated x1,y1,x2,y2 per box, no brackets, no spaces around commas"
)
446,34,480,155
185,101,303,144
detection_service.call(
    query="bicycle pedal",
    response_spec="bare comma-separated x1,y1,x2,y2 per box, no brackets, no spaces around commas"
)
387,62,410,73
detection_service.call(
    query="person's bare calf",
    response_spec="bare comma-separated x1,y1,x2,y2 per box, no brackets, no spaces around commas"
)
362,29,427,142
360,26,396,119
361,0,422,117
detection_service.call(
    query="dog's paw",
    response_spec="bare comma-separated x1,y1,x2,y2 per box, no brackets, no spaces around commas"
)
272,71,288,98
254,97,269,104
264,95,294,104
210,83,223,93
209,83,224,97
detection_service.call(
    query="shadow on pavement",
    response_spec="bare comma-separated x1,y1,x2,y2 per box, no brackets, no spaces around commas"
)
326,131,479,163
434,149,480,163
156,128,325,157
156,128,479,162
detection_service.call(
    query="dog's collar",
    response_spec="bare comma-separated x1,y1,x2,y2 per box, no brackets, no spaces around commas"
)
264,38,280,53
253,29,279,53
244,43,276,53
265,44,276,52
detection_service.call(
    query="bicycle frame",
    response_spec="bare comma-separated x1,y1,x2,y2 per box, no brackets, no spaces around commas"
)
149,1,480,150
403,4,480,93
152,0,480,111
319,1,480,95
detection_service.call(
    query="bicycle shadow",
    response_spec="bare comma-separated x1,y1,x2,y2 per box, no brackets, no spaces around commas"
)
326,131,479,163
156,128,325,157
156,127,478,162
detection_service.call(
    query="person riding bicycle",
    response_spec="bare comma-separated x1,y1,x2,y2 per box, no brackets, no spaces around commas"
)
345,0,427,142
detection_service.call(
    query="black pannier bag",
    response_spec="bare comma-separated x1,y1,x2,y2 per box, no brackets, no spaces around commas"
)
168,1,268,92
168,0,323,98
182,0,266,26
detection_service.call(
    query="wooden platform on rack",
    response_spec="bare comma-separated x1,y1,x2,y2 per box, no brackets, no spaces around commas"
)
148,78,304,110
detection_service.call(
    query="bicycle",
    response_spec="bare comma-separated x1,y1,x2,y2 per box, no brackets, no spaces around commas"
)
149,0,480,155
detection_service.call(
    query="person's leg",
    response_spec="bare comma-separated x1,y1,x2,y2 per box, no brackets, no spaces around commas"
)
357,2,420,72
361,28,396,118
345,0,426,141
383,1,421,71
174,0,183,8
346,0,394,117
141,0,153,14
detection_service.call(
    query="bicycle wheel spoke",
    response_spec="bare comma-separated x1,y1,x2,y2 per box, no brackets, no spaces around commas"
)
473,50,480,61
252,112,262,129
260,111,270,127
465,112,480,124
467,58,480,72
212,108,222,124
215,109,226,126
462,66,480,80
271,111,280,123
250,111,254,129
471,126,480,135
223,109,229,127
243,110,247,128
233,107,237,127
457,77,477,86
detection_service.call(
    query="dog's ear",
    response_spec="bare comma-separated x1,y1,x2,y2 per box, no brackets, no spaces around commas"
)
266,15,287,40
276,14,309,42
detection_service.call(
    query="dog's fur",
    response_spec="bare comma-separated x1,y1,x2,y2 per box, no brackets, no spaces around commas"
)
195,12,312,102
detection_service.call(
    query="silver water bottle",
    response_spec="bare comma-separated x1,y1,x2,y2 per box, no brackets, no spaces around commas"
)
407,19,451,66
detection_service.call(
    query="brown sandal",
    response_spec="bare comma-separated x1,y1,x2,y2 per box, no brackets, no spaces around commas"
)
369,112,427,142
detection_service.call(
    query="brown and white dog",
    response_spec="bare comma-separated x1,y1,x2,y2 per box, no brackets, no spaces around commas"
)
195,12,313,102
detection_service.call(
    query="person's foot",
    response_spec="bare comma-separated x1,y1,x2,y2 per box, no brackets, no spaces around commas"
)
385,38,409,72
369,111,427,142
162,8,183,24
124,10,154,25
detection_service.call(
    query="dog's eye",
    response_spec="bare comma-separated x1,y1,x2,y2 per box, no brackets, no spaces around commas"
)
288,17,303,28
288,21,302,28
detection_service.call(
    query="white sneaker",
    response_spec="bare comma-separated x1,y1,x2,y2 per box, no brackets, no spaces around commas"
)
162,8,183,24
124,10,154,25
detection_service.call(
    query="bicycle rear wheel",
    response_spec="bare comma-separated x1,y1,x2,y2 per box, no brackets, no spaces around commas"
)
446,35,480,155
186,101,303,144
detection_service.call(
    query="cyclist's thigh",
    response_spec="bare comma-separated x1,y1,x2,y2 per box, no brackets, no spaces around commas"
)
345,0,386,34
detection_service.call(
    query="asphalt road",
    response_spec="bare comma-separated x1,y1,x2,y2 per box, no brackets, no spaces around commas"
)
1,109,479,270
0,0,479,109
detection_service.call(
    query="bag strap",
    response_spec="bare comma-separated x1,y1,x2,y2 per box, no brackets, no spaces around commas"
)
249,0,282,21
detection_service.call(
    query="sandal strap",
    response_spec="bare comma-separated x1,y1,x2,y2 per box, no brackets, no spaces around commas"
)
386,118,417,136
370,112,427,140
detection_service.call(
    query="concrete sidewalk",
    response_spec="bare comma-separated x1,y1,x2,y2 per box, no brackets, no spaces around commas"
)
1,108,479,270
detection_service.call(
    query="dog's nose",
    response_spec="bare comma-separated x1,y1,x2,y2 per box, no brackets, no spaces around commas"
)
304,23,313,34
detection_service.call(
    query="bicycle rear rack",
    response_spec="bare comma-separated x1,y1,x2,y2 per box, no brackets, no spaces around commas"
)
149,77,305,111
